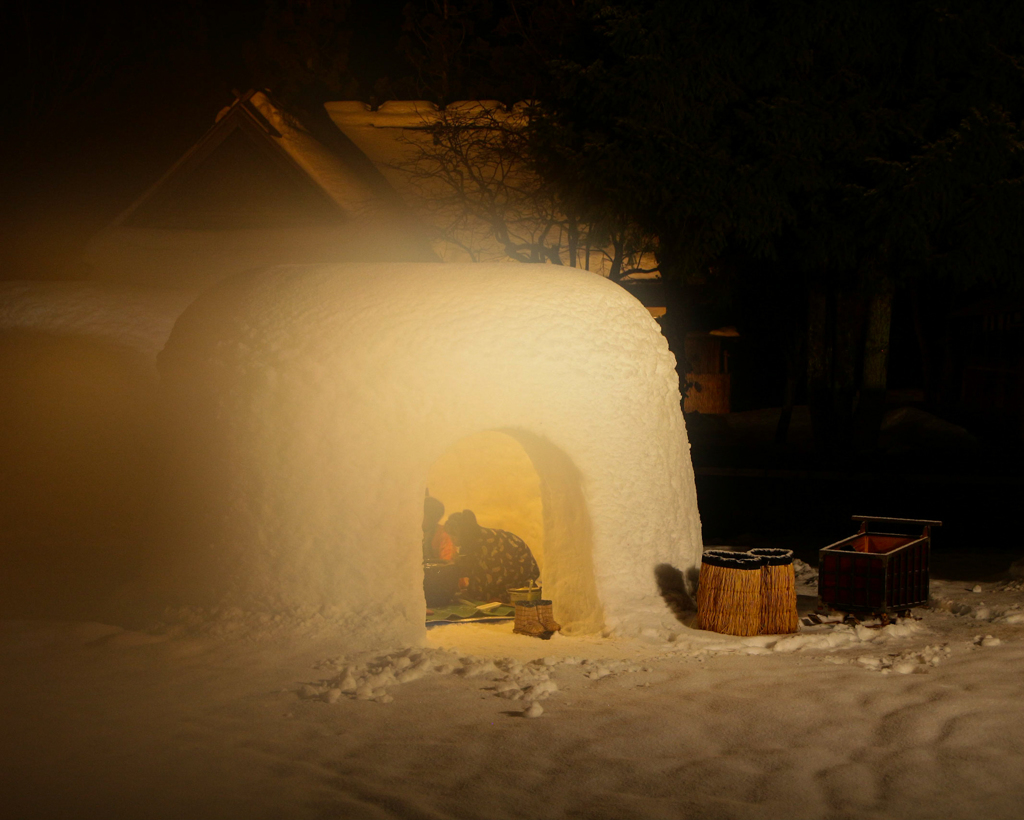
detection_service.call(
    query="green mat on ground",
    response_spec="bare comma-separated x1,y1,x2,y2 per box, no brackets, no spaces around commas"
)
425,600,515,625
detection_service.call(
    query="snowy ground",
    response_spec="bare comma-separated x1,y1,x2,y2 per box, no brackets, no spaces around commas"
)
3,566,1024,820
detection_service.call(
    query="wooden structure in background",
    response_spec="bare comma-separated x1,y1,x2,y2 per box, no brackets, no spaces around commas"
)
85,91,435,288
683,330,734,414
87,92,666,312
954,298,1024,436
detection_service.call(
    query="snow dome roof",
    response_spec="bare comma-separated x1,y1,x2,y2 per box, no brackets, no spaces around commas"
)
156,263,701,648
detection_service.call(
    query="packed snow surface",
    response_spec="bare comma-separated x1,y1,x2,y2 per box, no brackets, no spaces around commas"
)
155,263,700,646
4,567,1024,820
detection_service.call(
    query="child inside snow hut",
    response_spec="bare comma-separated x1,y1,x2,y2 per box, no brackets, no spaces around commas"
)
422,493,456,563
422,494,461,606
444,510,540,604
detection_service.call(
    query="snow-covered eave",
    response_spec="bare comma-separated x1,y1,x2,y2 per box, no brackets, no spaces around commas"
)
246,92,389,216
325,99,532,133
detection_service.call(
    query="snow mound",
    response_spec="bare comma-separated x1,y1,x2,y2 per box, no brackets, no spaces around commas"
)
0,281,198,620
878,406,978,456
154,263,700,650
0,280,195,356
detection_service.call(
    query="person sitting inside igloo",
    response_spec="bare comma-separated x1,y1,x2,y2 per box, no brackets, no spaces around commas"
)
444,510,540,604
422,494,462,607
422,493,456,563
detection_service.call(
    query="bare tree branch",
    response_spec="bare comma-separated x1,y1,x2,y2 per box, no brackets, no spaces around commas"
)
390,103,659,279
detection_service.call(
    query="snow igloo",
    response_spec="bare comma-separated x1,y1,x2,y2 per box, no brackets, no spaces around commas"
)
157,263,702,647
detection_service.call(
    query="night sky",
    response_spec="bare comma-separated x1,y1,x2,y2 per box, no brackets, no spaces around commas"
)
0,1,412,279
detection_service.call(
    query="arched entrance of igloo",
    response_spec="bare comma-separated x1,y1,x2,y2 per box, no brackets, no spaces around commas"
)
422,429,604,635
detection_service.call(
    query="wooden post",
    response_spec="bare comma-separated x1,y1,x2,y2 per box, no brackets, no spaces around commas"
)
832,291,862,452
806,287,831,451
855,282,893,452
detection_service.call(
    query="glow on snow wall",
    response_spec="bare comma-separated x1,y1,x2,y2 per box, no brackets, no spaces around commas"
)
157,263,702,647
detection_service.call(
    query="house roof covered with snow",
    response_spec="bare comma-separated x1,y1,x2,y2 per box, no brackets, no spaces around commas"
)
85,92,436,287
87,91,662,309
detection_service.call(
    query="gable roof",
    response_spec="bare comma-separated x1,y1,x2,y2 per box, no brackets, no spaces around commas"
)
111,91,406,232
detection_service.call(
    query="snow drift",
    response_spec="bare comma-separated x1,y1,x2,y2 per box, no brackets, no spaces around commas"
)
0,282,196,620
156,263,701,647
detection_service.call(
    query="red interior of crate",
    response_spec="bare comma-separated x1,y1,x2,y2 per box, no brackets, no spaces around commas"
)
818,518,938,613
850,534,913,553
819,535,930,612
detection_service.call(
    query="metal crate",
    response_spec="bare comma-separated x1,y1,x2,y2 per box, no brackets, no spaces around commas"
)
818,516,942,616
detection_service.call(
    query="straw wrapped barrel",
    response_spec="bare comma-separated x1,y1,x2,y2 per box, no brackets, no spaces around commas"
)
697,551,763,636
748,548,799,634
696,550,729,630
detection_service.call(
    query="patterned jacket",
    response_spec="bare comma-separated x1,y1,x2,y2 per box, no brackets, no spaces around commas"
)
460,528,540,603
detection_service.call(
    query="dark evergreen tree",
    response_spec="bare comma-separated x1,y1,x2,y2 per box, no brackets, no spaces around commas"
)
528,0,1024,454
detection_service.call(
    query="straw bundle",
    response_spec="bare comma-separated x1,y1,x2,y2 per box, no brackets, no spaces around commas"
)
696,551,726,630
748,548,798,634
697,551,763,636
514,599,559,638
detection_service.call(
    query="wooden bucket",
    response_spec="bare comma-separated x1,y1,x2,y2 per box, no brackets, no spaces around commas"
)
508,580,542,603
